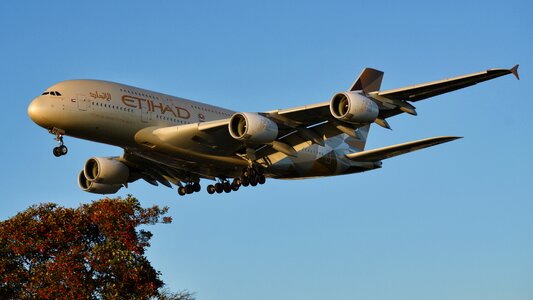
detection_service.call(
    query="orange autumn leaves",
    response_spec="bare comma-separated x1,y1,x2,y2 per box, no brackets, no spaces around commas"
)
0,196,174,299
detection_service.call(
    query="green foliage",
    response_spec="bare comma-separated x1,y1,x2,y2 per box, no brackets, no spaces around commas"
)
0,195,192,300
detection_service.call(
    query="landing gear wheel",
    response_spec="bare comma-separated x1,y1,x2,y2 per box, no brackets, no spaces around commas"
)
53,147,62,157
178,186,187,196
258,175,266,185
193,182,201,192
242,178,249,187
186,185,194,194
250,176,258,187
59,145,68,155
223,182,231,193
215,183,223,194
207,185,216,194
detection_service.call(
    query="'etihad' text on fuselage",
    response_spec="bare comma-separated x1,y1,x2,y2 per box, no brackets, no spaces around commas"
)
121,95,190,119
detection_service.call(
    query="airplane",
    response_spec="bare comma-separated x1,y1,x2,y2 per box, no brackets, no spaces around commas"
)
28,65,519,196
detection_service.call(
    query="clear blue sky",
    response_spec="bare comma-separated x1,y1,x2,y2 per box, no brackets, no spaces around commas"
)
1,1,532,299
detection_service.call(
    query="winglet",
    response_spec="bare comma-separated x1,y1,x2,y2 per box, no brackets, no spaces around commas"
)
510,64,520,80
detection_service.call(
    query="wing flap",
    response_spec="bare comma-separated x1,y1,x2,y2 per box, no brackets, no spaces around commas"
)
346,136,461,162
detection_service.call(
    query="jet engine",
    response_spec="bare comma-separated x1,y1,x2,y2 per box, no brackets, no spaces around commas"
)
330,92,379,124
83,157,129,184
78,170,122,194
229,112,278,144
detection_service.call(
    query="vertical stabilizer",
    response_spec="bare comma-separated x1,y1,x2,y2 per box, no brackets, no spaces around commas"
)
350,68,384,92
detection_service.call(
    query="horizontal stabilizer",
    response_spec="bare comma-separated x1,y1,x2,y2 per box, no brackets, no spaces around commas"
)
346,136,462,162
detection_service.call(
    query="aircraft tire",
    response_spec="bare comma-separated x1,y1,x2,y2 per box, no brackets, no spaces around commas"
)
186,185,193,194
223,182,231,193
53,147,62,157
215,183,223,193
250,177,258,187
207,185,216,194
60,145,68,155
193,182,201,192
178,186,187,196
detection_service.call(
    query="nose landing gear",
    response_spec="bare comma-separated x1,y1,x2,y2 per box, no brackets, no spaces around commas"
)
50,129,68,157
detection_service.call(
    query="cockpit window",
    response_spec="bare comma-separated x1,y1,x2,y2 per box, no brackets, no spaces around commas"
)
41,91,62,96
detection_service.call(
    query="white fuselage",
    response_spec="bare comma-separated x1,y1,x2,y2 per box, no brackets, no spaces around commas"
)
28,80,375,180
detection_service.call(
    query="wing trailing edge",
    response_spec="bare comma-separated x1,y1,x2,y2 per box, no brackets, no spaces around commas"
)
346,136,462,162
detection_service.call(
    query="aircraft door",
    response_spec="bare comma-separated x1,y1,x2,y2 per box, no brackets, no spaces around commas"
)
77,94,88,111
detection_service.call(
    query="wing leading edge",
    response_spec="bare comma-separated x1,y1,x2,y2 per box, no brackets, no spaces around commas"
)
376,65,519,102
372,65,519,121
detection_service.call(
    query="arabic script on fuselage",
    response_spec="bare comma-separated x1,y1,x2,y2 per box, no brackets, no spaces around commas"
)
89,91,112,101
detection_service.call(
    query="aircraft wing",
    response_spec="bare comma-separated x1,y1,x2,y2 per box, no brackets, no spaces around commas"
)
133,65,517,161
372,65,519,120
377,65,519,102
346,136,461,162
265,101,332,127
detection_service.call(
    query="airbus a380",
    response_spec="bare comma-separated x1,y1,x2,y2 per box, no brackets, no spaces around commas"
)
28,65,519,196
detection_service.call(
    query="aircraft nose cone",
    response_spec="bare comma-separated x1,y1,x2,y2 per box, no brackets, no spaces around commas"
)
28,97,50,127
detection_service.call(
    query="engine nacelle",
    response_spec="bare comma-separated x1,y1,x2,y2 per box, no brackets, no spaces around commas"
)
83,157,129,184
330,92,379,124
78,170,122,194
229,112,278,144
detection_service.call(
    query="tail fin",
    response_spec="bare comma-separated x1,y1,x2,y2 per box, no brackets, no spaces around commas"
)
350,68,384,92
341,67,384,152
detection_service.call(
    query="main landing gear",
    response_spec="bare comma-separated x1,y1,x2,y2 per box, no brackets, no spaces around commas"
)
206,178,240,195
206,166,266,195
50,129,68,157
177,181,201,196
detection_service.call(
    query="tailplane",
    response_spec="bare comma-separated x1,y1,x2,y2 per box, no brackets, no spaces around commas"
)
346,136,461,162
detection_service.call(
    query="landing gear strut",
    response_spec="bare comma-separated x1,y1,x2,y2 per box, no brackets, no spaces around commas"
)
50,129,68,157
241,166,266,187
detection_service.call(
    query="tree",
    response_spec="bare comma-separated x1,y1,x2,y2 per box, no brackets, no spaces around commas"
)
0,195,193,300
